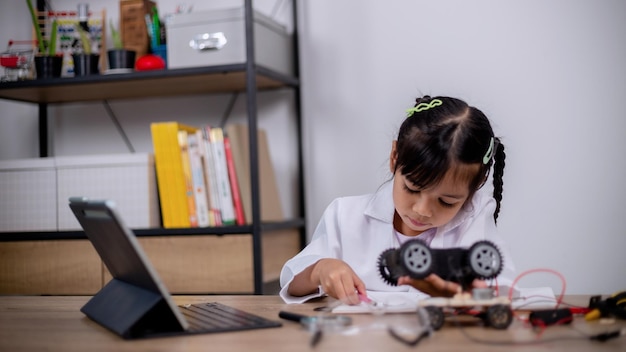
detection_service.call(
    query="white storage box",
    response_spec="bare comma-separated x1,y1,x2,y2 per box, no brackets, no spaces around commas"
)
55,153,160,231
166,7,293,76
0,158,57,232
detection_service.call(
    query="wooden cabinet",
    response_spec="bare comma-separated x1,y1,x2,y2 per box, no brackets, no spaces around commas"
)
0,240,102,295
0,230,301,295
0,0,303,295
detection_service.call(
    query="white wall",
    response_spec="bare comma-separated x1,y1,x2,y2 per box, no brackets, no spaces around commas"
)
1,0,625,294
298,0,626,295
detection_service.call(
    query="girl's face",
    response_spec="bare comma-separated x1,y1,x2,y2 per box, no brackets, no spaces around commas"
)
391,170,470,236
389,141,473,236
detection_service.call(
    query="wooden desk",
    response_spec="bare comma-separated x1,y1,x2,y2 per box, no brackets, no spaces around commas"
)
0,295,623,351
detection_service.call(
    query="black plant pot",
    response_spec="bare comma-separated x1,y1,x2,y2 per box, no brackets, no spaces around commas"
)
34,55,63,79
107,49,136,70
72,54,100,76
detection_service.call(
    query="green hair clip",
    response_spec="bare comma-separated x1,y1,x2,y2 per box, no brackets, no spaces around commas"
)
405,99,443,117
483,137,495,164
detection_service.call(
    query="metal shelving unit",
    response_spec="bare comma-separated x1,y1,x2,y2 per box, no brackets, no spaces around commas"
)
0,0,304,295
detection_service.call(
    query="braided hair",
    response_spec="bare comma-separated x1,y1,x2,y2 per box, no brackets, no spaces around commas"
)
394,96,506,223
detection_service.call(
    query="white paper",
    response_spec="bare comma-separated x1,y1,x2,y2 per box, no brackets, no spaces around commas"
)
509,286,558,310
331,291,420,314
330,286,558,314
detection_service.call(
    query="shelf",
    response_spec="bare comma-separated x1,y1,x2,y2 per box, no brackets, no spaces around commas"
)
0,64,299,104
0,218,306,241
0,0,304,295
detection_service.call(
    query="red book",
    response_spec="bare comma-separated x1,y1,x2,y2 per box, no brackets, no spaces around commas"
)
223,135,246,225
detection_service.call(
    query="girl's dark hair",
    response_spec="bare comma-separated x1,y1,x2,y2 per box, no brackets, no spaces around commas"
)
394,96,506,223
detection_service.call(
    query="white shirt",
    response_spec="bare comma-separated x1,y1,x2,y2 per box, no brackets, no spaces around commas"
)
279,180,516,303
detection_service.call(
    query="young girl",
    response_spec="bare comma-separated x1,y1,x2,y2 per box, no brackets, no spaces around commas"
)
279,95,515,304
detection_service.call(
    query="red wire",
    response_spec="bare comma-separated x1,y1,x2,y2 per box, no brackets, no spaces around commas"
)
508,268,567,308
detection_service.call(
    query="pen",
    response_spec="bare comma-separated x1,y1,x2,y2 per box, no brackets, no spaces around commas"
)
310,329,322,347
278,310,308,322
144,14,155,49
358,292,372,304
152,7,160,46
278,311,324,347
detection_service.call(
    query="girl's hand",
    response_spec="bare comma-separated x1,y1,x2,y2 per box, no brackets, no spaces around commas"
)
396,274,487,297
311,258,365,305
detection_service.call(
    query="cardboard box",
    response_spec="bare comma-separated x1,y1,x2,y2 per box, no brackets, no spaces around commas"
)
55,153,160,230
166,8,293,76
0,158,57,232
120,0,156,61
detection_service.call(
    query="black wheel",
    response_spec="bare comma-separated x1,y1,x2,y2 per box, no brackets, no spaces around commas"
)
468,241,502,279
378,248,400,286
424,306,445,330
485,304,513,329
399,240,433,279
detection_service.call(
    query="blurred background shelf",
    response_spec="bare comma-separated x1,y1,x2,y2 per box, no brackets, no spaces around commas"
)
0,0,304,296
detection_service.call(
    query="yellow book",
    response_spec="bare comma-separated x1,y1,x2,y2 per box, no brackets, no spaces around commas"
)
178,130,199,227
150,122,198,228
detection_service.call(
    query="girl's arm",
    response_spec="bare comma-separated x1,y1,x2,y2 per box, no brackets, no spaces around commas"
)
286,261,318,296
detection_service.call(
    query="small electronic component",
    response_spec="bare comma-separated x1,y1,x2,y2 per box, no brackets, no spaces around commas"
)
529,308,573,327
278,311,352,347
585,291,626,321
418,291,514,330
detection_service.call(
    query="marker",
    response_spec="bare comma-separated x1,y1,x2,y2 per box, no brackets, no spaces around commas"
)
358,292,372,304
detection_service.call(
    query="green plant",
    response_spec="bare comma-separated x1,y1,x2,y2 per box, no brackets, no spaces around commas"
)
26,0,58,56
76,25,92,54
110,19,123,49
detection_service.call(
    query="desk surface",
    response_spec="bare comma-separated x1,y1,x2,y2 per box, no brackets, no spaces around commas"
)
0,295,623,351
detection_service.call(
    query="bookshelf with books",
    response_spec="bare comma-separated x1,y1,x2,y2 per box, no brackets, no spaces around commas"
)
0,0,303,295
151,123,278,229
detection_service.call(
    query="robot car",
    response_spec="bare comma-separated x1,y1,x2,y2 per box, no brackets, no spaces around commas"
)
377,239,513,330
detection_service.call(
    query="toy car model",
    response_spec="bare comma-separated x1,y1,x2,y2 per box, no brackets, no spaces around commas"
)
377,239,503,291
419,291,513,330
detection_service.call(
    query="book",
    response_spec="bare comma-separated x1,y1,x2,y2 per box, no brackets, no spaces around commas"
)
209,127,236,226
150,122,198,228
200,126,222,226
194,129,217,226
187,132,211,227
178,130,198,227
224,124,284,223
223,134,246,225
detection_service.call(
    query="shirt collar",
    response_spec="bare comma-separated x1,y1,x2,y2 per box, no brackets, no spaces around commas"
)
364,181,395,224
363,178,483,232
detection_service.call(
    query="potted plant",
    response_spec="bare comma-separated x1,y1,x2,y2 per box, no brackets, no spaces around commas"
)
72,25,100,76
26,0,62,79
107,20,136,71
